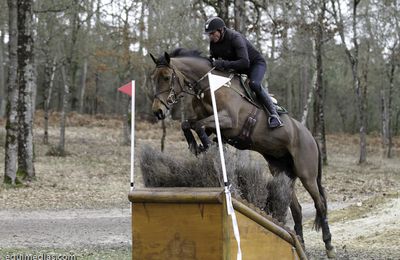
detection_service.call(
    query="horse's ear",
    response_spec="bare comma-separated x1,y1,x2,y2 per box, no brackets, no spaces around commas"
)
164,52,170,64
149,53,158,65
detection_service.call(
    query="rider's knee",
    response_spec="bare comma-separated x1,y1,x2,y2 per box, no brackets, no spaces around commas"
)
249,80,262,93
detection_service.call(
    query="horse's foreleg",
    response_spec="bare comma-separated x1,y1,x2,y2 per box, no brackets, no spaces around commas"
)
196,110,234,130
194,124,211,151
181,120,199,155
192,110,234,152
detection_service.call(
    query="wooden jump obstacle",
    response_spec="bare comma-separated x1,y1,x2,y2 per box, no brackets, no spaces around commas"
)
128,187,307,260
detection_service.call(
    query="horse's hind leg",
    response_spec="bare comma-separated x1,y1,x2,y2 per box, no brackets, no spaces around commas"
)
293,151,335,258
299,177,335,258
290,190,304,245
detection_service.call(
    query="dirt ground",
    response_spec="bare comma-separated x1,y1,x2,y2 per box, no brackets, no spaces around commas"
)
0,115,399,259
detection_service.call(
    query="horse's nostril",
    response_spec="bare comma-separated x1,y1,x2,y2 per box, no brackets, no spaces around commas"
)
154,109,165,120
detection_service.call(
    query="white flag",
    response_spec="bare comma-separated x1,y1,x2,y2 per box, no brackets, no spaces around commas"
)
208,73,231,92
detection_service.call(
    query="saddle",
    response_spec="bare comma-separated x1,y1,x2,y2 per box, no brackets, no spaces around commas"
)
234,74,288,115
223,74,288,150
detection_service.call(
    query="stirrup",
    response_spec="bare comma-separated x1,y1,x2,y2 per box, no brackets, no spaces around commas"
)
268,115,284,129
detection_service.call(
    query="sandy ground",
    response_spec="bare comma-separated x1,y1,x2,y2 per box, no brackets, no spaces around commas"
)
0,208,131,249
0,198,398,259
0,119,399,259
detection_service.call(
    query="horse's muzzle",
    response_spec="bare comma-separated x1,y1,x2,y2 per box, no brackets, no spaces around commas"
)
154,109,165,120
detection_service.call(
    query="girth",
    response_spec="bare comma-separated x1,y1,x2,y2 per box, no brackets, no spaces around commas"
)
226,106,261,150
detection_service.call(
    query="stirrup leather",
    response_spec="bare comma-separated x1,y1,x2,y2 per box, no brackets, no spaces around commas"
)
268,114,284,128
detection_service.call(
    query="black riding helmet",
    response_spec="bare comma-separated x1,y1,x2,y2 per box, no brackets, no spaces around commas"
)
204,17,226,34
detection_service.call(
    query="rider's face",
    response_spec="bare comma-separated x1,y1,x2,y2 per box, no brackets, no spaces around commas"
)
208,30,221,43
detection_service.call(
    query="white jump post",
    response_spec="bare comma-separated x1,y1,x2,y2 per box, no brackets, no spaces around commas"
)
118,80,135,192
208,72,242,260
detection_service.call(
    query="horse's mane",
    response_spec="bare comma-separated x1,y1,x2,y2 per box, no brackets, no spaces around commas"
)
169,48,204,58
152,48,210,67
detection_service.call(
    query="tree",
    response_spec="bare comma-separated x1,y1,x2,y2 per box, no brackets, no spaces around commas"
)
4,0,36,184
0,0,7,117
332,0,367,164
366,0,400,158
312,0,328,164
4,0,19,184
16,0,36,180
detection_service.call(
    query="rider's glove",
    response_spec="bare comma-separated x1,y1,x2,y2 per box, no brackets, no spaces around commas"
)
212,59,225,70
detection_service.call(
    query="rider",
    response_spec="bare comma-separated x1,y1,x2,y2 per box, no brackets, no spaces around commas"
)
204,16,283,128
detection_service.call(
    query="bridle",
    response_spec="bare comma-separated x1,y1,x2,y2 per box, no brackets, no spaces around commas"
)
153,66,182,110
153,63,215,110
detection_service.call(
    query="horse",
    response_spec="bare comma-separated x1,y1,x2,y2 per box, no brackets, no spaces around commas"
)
149,48,336,258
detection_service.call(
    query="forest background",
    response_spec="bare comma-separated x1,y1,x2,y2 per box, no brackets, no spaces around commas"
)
1,0,400,184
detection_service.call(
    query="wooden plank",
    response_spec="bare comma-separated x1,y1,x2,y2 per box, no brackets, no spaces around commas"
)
132,202,223,260
229,210,297,259
129,187,223,204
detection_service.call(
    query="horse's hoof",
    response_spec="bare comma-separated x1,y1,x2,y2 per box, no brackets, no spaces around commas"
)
197,145,208,154
326,246,336,258
189,146,197,155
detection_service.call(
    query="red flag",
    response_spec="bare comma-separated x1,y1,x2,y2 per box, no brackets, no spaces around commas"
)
118,81,133,96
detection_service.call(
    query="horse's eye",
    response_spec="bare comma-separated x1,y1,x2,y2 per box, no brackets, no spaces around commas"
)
163,76,170,81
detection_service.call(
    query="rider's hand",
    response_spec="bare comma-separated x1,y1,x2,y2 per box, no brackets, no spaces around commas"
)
212,59,225,70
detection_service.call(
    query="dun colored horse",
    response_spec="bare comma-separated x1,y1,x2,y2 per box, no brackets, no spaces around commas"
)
150,48,336,258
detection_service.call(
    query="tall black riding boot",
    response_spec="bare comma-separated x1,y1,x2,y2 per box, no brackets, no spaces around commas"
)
256,88,283,128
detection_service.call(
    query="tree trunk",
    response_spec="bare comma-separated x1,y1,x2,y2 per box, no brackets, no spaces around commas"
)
234,0,245,33
281,5,292,113
94,72,99,114
43,56,57,144
68,0,80,111
0,28,6,117
301,41,317,126
16,0,36,180
270,3,276,60
385,57,396,158
121,96,130,146
4,0,19,184
380,86,389,155
395,110,400,136
79,2,93,114
161,120,166,152
79,58,88,113
313,1,328,165
357,2,368,164
332,0,366,163
217,0,229,25
59,64,69,154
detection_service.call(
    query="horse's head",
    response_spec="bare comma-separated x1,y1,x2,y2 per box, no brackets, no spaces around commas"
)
150,52,186,120
150,49,213,120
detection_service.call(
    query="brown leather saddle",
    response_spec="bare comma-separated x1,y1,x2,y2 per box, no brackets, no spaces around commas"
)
224,74,288,150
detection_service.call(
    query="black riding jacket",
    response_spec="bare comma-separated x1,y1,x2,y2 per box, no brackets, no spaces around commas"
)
209,28,265,74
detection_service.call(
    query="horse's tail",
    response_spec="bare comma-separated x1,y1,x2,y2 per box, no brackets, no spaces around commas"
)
314,138,328,231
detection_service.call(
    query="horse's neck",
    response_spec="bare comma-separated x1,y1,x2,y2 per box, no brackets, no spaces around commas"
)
173,58,211,86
